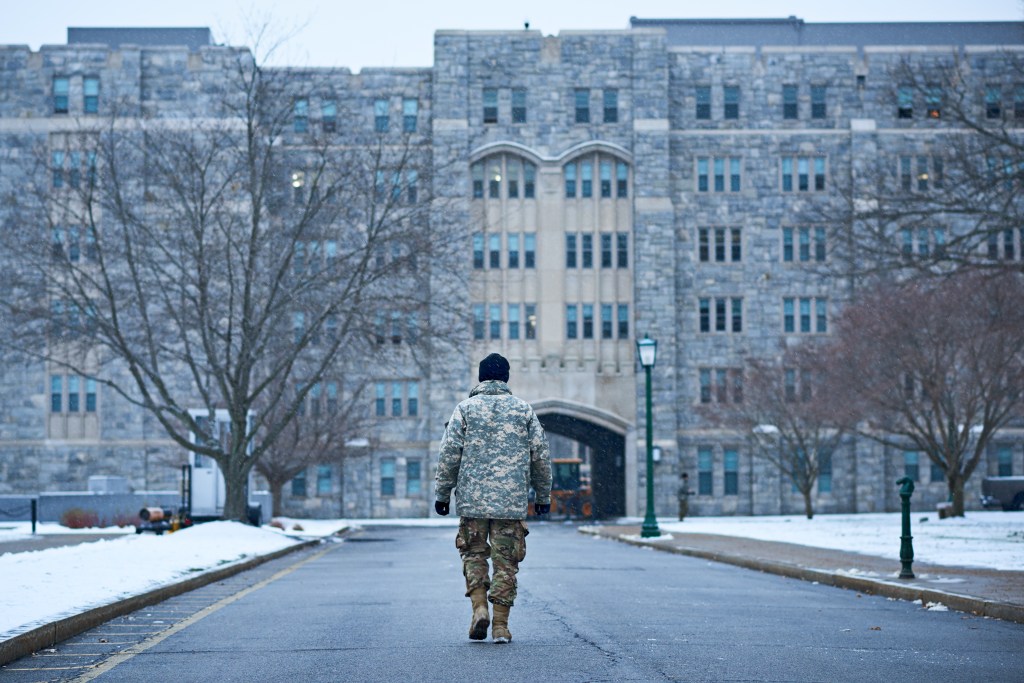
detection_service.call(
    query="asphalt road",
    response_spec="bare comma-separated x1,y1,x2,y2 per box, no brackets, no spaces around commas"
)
10,524,1024,682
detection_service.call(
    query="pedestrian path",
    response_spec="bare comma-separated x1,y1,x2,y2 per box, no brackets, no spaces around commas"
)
582,525,1024,624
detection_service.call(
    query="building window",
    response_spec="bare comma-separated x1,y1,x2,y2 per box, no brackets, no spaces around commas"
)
903,451,919,482
565,163,577,198
489,304,501,340
696,85,711,120
317,465,332,496
408,383,419,417
566,304,578,339
782,227,826,262
781,156,826,192
483,88,498,124
574,88,590,123
783,297,827,334
811,85,826,119
1015,84,1024,120
85,377,97,412
50,375,62,412
374,98,389,132
390,382,402,416
600,233,613,268
898,86,913,119
471,164,484,199
698,297,742,333
617,304,629,339
819,451,833,493
381,458,396,496
525,304,537,339
581,234,593,268
407,461,422,495
322,100,337,132
52,151,65,188
489,234,500,268
581,304,594,339
723,86,740,119
53,76,70,114
473,304,485,340
291,469,307,497
294,99,309,133
617,162,629,198
931,460,944,483
697,157,740,193
488,163,501,198
83,77,100,114
724,449,739,495
898,155,944,192
565,234,578,268
698,227,741,263
603,89,618,123
524,233,536,268
698,447,714,495
600,304,613,339
472,233,484,269
512,88,527,123
403,98,418,132
926,85,942,119
373,382,387,416
508,304,520,340
599,160,612,198
507,233,520,268
616,233,628,268
783,84,798,119
524,163,536,199
997,446,1013,476
581,161,593,198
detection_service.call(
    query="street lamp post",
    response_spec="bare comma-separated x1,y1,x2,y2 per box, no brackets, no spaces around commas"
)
636,335,661,538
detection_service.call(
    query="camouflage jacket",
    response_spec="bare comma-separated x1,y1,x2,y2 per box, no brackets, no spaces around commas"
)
435,380,551,520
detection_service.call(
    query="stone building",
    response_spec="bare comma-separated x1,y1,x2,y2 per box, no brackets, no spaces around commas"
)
1,19,1022,519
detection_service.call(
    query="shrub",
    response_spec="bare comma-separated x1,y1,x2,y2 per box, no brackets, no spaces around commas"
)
111,512,140,528
269,519,286,530
60,507,99,529
291,523,304,532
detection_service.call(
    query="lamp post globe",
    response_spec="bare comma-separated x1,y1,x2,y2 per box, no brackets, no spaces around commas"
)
636,336,660,538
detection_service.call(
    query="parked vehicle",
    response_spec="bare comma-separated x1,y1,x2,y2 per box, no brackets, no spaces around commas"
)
980,477,1024,511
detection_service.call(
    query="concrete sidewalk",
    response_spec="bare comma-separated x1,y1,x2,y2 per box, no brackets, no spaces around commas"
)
581,525,1024,624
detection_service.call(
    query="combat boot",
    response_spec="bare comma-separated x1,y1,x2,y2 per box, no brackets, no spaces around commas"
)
492,603,511,643
468,587,489,640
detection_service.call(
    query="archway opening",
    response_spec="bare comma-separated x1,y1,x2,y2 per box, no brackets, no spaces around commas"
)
537,413,625,518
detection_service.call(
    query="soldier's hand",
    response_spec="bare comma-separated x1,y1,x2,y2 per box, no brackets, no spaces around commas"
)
534,502,551,515
434,501,450,516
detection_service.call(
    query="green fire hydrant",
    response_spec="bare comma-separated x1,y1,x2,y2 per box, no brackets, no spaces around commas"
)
896,476,915,579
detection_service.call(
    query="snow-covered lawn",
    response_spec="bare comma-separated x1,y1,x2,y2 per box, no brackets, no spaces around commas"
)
0,521,316,641
651,510,1024,571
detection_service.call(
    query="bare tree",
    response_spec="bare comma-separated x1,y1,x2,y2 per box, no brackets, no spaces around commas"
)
701,345,848,519
826,272,1024,516
0,46,460,520
817,51,1024,281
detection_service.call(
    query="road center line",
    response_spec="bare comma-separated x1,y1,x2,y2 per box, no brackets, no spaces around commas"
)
72,544,333,683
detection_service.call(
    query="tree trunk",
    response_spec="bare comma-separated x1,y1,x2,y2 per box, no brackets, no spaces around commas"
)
222,463,250,522
802,489,815,519
269,481,284,517
949,474,966,517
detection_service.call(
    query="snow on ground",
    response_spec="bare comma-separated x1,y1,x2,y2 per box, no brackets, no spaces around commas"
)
649,510,1024,571
0,521,308,640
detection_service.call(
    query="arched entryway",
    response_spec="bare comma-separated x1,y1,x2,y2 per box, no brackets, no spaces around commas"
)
532,399,630,519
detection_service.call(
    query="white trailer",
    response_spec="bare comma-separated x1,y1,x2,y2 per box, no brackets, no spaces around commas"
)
187,408,263,525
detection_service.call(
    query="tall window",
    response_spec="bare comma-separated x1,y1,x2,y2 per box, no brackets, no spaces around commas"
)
698,227,742,263
375,382,386,416
407,461,422,495
566,305,578,339
565,234,577,268
617,162,629,198
698,447,713,495
926,85,942,119
699,297,742,333
723,86,740,119
524,233,536,268
697,157,741,193
819,451,833,493
483,88,498,124
294,99,309,133
601,304,613,339
783,84,798,119
391,382,402,416
317,465,332,496
374,98,389,132
407,383,419,417
783,297,827,334
489,234,500,268
472,233,484,269
617,233,628,268
695,86,711,120
381,459,396,496
724,449,739,495
512,88,527,123
897,86,913,119
565,162,577,198
600,233,613,268
617,304,629,339
85,377,97,412
574,88,590,123
582,304,594,340
53,77,69,113
291,469,307,497
903,451,919,482
581,162,593,198
403,98,418,132
525,304,537,340
489,304,501,340
781,156,826,192
603,89,618,123
322,100,337,132
997,446,1013,476
782,227,826,263
581,234,593,268
473,304,485,340
508,304,521,340
811,85,827,119
83,77,100,114
508,234,520,268
50,375,63,412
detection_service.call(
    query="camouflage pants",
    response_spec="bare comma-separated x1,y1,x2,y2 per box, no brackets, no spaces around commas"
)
456,517,528,607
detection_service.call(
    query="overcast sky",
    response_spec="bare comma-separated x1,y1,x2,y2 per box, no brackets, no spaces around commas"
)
2,0,1022,71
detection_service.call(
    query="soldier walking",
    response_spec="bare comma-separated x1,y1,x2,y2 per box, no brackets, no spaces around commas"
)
434,353,552,643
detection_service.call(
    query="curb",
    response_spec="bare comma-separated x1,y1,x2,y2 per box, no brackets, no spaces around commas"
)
579,528,1024,625
0,538,321,667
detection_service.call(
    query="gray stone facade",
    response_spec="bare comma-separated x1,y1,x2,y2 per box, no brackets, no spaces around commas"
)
1,21,1023,519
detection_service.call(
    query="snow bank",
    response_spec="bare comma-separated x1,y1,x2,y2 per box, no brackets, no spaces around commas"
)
0,521,302,640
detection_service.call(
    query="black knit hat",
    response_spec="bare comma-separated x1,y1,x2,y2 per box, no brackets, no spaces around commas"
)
478,353,510,383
